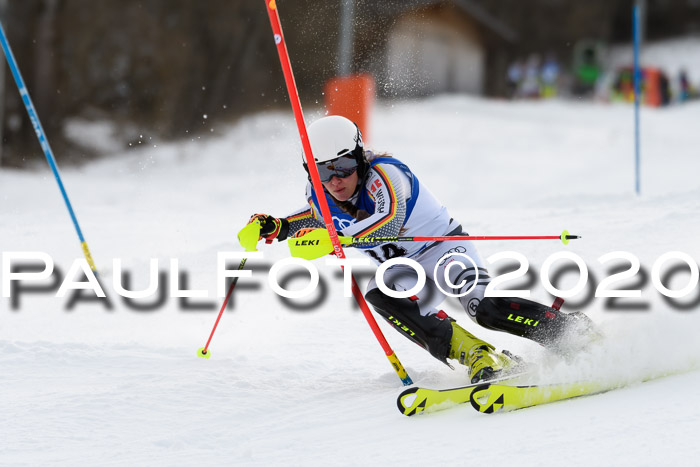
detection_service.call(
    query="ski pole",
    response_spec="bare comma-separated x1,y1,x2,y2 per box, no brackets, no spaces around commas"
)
289,229,581,260
0,20,97,272
264,0,412,386
344,231,580,246
197,220,262,359
197,258,247,360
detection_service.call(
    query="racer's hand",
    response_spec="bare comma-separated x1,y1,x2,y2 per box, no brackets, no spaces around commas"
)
248,213,289,243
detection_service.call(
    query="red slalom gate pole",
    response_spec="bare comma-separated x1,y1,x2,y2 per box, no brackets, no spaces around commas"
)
264,0,412,385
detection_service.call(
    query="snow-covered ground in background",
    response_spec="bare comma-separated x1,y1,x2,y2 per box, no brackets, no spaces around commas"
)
2,96,700,465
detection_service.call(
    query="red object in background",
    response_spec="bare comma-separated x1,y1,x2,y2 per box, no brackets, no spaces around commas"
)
324,74,375,143
643,68,661,107
615,66,663,107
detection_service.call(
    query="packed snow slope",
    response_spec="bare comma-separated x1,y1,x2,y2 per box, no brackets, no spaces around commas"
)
2,96,700,466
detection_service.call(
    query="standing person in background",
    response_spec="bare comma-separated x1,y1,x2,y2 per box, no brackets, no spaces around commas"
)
659,72,671,106
540,53,560,98
506,58,523,99
679,69,691,102
520,54,542,99
573,47,600,97
247,116,598,383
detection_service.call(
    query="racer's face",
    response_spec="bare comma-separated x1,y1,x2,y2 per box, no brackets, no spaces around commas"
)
322,170,358,202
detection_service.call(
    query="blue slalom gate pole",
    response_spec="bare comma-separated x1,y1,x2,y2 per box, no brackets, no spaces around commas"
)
0,20,97,271
633,4,641,196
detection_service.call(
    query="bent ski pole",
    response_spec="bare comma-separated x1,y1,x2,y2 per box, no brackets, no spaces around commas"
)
197,220,262,359
289,229,581,260
264,0,412,386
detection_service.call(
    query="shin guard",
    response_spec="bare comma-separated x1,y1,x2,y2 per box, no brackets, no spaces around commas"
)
365,289,453,363
474,297,597,354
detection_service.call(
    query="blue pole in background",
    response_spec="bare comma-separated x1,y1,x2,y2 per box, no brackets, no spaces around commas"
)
0,19,97,271
633,4,641,196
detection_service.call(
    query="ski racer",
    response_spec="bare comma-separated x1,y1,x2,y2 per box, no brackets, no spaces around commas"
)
247,115,596,383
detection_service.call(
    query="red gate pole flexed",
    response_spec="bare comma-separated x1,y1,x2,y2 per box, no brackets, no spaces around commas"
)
263,0,412,385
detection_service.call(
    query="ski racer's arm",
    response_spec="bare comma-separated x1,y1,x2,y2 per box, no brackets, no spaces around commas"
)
247,206,323,243
284,206,324,237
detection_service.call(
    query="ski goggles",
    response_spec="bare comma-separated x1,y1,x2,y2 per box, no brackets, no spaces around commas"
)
316,154,359,183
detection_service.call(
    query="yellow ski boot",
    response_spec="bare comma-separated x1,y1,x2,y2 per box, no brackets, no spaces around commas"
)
448,322,519,383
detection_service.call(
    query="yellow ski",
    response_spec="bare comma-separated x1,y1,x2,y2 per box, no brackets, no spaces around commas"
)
399,371,680,416
469,380,610,413
397,373,529,416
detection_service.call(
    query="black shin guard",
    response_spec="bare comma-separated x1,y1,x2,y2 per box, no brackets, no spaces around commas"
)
474,297,596,353
365,289,453,363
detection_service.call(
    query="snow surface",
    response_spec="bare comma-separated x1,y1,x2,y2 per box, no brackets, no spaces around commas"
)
2,96,700,466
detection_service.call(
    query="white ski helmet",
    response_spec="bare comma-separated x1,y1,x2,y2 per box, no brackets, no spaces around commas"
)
303,115,368,182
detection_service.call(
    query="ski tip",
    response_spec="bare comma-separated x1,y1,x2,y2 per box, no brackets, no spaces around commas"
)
397,387,422,416
197,347,211,359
